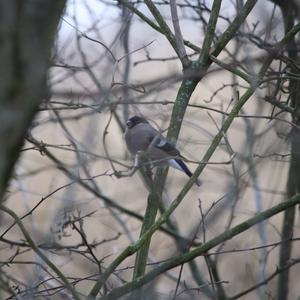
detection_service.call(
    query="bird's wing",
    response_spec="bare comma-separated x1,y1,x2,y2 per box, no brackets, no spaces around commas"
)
148,133,180,157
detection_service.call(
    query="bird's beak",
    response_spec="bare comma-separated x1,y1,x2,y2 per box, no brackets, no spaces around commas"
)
126,120,133,128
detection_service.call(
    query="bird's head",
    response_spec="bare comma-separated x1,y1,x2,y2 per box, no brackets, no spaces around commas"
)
126,116,148,129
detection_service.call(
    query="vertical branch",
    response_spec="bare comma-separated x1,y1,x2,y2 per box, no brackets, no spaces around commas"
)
129,1,198,279
0,0,67,202
132,169,159,280
277,2,300,299
120,6,132,121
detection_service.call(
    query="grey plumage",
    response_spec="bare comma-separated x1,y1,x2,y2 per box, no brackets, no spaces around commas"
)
124,116,201,186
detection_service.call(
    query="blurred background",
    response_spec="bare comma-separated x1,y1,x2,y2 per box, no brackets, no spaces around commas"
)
1,0,300,299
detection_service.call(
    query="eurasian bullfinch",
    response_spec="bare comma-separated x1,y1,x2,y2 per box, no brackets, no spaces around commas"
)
124,116,200,186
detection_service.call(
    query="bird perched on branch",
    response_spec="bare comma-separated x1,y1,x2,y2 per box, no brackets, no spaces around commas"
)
124,115,201,186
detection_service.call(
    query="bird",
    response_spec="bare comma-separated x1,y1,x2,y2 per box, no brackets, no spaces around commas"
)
124,115,201,186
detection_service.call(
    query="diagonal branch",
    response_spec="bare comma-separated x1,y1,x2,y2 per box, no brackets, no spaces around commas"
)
99,194,300,300
170,0,189,66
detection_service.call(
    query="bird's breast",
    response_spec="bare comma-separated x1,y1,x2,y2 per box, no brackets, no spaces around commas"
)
125,129,149,155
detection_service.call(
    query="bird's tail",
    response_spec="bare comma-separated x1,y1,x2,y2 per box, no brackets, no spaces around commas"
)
172,159,201,186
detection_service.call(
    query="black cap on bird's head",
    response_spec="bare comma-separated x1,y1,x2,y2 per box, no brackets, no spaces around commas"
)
126,116,148,128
